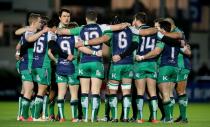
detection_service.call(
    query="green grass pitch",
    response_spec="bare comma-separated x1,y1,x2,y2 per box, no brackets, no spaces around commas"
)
0,101,210,127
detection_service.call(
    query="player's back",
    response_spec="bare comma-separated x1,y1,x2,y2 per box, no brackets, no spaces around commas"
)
19,31,34,71
56,34,76,75
80,23,103,63
159,42,180,67
32,32,53,68
137,25,157,62
111,27,133,65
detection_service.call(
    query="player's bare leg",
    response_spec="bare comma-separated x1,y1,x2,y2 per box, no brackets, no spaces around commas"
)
146,78,158,123
121,78,132,122
175,81,188,123
17,87,24,120
80,78,90,122
108,80,119,122
49,88,56,120
135,79,146,123
69,84,79,122
42,88,49,120
55,83,67,122
169,82,176,119
158,82,172,122
20,81,34,121
90,78,102,122
33,84,48,120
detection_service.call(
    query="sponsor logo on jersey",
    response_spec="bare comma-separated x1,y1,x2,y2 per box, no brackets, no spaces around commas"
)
79,69,83,75
112,73,116,78
163,76,168,81
96,70,101,76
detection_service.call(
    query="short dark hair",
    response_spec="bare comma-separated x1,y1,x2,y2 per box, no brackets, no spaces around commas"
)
28,13,41,25
111,16,122,25
153,18,164,23
47,18,59,28
86,10,97,21
59,9,70,17
41,15,49,26
134,12,147,23
159,21,171,32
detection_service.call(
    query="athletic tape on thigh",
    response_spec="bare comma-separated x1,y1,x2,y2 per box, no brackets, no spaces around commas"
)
121,83,131,90
108,82,119,90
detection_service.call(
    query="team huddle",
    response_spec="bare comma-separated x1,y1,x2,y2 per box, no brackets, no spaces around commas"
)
15,9,191,124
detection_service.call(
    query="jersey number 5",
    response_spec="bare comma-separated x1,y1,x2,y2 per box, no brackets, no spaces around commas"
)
34,37,44,53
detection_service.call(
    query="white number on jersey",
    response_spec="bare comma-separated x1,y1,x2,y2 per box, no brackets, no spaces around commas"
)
140,37,155,52
84,31,100,49
171,47,175,59
118,31,127,49
60,40,71,55
34,37,44,53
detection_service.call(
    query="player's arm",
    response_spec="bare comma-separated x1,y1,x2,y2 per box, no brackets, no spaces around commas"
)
157,32,182,46
15,26,35,35
181,44,191,57
109,23,130,31
137,41,163,61
143,47,162,59
162,31,183,39
118,42,138,60
16,42,21,53
131,27,158,36
87,34,110,45
15,27,28,35
77,47,102,57
48,49,57,63
15,42,21,60
76,33,111,48
26,27,49,42
139,27,158,36
119,34,139,59
55,26,82,35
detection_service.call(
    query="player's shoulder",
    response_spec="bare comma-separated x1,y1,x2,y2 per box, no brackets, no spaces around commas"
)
129,26,140,35
139,24,151,29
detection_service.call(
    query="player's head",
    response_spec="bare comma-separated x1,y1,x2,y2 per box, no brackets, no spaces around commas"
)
47,18,59,29
153,18,164,30
159,21,171,32
40,15,49,29
111,16,123,25
86,10,97,23
164,17,176,31
59,8,71,26
28,13,42,29
68,22,79,29
133,12,147,27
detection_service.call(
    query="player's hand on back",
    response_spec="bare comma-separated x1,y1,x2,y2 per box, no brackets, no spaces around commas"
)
136,55,144,61
42,26,49,33
121,22,131,29
112,55,121,62
67,54,74,61
96,50,102,57
49,27,57,33
180,40,186,47
75,39,84,48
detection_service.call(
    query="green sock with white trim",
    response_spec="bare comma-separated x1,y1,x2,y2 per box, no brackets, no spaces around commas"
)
109,94,118,120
